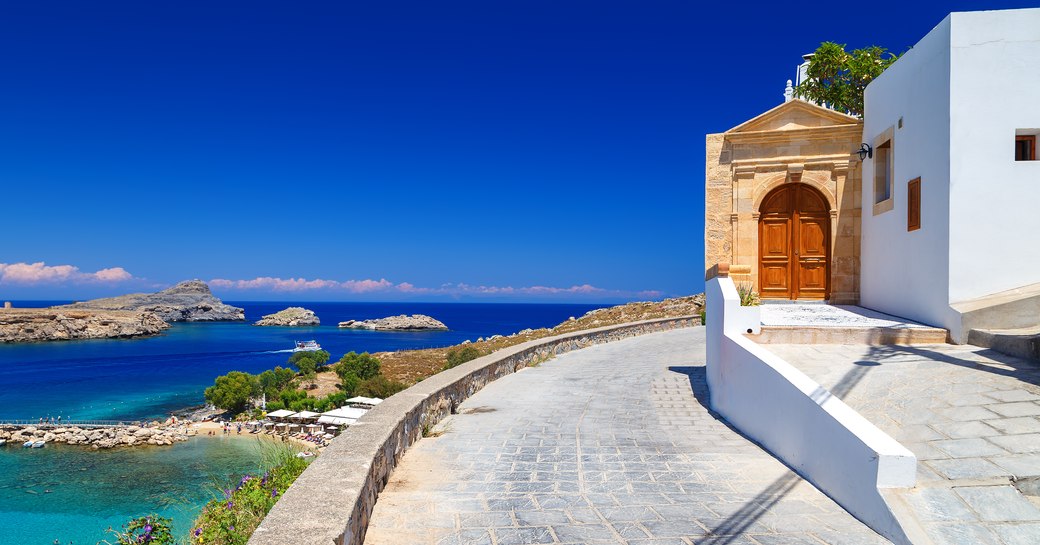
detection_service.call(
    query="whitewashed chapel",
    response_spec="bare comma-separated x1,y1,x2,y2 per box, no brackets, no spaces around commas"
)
705,7,1040,342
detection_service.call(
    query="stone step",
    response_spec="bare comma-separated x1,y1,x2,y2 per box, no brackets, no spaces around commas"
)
751,325,949,345
967,327,1040,361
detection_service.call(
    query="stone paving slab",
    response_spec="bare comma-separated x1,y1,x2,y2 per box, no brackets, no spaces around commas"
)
364,329,888,545
767,343,1040,545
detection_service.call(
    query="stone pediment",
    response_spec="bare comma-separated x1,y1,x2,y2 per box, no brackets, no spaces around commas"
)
726,100,860,134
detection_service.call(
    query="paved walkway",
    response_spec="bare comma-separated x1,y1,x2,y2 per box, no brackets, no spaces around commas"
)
365,329,888,545
769,343,1040,545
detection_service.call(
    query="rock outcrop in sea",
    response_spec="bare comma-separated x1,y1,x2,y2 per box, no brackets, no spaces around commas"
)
59,280,245,322
338,314,448,331
0,308,169,343
1,424,190,449
254,307,320,326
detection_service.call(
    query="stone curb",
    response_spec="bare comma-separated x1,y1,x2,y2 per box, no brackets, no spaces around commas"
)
752,325,948,345
247,316,698,545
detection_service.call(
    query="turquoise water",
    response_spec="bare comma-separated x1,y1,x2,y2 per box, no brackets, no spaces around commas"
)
0,302,605,543
0,436,272,544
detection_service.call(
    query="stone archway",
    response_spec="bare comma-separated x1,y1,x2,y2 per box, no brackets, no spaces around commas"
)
758,183,830,300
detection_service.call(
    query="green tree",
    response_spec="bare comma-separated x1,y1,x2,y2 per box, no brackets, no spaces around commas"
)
355,375,408,399
204,371,261,413
337,370,362,397
258,366,297,398
795,42,899,117
334,351,381,381
287,349,330,371
444,346,481,369
278,389,308,407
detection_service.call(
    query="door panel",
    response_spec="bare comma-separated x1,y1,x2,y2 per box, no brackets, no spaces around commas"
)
761,221,790,257
758,184,830,300
798,218,827,257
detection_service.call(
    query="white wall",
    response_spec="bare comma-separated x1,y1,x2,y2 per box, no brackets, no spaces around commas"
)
861,16,953,330
948,8,1040,303
706,276,917,545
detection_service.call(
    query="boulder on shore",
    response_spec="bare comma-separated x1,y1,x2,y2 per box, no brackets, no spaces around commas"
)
338,314,448,331
255,307,320,327
58,280,245,322
0,308,169,343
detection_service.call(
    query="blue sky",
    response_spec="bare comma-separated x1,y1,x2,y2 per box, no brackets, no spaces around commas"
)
1,1,1033,302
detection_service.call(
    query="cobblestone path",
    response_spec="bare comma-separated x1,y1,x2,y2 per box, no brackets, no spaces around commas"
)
365,328,887,545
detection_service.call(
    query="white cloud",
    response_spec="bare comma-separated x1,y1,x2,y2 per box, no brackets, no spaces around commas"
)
208,275,660,299
0,262,136,285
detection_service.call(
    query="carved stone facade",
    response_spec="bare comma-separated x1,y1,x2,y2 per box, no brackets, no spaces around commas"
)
705,100,863,304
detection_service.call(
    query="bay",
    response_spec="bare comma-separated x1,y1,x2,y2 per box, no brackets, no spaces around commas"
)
0,301,605,544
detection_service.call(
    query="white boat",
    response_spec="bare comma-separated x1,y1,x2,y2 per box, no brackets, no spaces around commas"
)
293,340,321,352
31,440,45,448
23,441,34,448
0,439,6,446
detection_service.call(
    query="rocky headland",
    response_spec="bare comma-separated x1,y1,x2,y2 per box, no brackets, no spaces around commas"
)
59,280,245,322
255,307,320,326
338,314,448,331
0,308,169,343
1,423,191,449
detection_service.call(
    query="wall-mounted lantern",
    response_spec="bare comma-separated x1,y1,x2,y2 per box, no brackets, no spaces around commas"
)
857,143,873,161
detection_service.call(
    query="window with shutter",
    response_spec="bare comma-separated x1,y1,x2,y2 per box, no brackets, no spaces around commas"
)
908,178,921,232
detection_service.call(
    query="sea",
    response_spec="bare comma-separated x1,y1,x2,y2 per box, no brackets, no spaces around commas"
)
0,301,605,544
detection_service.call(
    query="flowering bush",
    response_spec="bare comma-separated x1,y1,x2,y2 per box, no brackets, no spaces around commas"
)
102,515,175,545
188,445,309,545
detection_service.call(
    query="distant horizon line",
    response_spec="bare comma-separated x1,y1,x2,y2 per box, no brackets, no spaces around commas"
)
3,298,638,306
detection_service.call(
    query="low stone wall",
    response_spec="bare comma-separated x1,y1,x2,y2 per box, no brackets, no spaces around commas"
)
248,316,697,545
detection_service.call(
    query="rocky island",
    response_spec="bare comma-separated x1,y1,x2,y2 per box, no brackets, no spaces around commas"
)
338,314,448,331
0,308,169,343
254,307,320,326
59,279,245,322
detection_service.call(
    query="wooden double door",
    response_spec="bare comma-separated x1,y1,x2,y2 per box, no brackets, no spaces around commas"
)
758,184,830,300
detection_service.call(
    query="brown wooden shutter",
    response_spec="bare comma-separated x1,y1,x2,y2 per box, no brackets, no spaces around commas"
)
908,178,921,232
1017,135,1036,161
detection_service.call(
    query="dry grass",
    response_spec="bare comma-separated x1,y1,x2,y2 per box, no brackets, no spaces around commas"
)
306,370,342,398
373,294,705,385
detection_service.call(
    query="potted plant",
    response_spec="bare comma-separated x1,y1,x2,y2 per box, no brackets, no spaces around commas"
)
733,281,762,334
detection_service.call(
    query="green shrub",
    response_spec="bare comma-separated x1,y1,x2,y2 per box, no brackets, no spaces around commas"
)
188,442,310,545
355,375,407,398
264,400,284,412
313,392,347,412
101,514,175,545
444,346,481,369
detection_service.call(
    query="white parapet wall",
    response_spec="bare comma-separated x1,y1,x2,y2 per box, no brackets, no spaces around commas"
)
706,273,917,544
